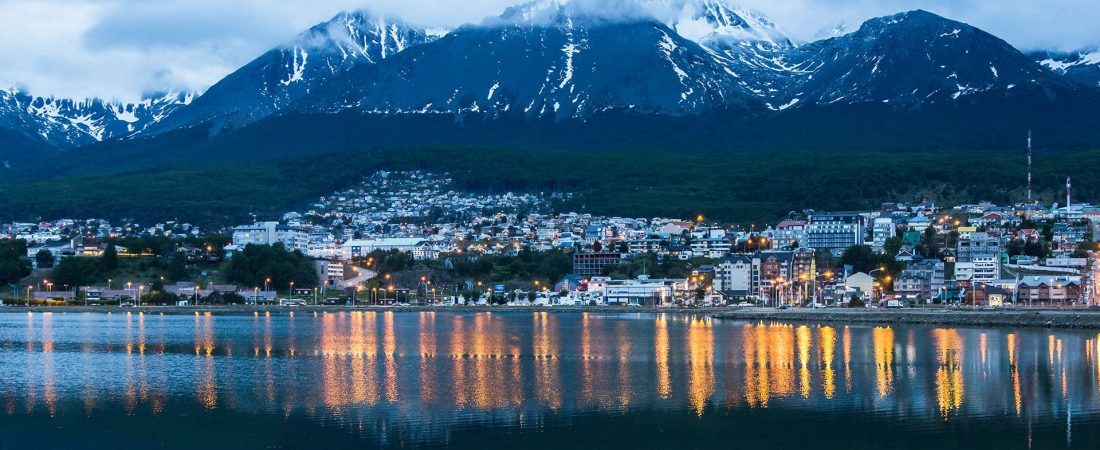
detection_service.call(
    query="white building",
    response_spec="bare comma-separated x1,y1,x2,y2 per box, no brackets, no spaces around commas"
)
845,272,875,299
870,217,897,251
605,277,674,306
341,238,429,260
954,255,1001,284
714,255,751,297
231,221,309,252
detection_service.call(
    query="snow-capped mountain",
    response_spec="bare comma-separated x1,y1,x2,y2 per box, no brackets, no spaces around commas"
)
1033,50,1100,87
779,10,1078,107
145,10,437,135
661,0,796,101
6,1,1100,158
0,88,193,149
296,0,762,118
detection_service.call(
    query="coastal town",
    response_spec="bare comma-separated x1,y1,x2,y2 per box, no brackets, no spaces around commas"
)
1,171,1097,310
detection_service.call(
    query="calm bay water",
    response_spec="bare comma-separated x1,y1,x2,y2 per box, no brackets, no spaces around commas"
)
0,311,1098,449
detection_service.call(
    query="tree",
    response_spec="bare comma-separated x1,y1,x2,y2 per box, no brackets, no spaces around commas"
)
167,255,188,281
50,257,100,287
840,245,878,274
0,240,32,285
224,244,318,290
883,236,903,256
102,243,119,271
35,249,54,269
919,226,938,259
848,294,865,308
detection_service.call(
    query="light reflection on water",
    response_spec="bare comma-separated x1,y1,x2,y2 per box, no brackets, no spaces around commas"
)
0,311,1099,449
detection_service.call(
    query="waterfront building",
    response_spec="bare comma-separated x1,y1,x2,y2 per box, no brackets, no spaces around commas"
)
714,254,751,298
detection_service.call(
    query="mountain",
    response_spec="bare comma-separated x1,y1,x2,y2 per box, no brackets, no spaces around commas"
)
0,88,193,149
8,3,1100,185
1033,50,1100,87
294,0,773,118
780,10,1080,108
143,10,437,136
662,0,797,102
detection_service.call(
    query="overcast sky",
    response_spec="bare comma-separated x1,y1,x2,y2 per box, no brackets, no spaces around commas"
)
1,0,1097,102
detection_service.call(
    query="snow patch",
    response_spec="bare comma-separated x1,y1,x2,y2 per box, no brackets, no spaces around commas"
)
560,43,580,89
280,47,309,86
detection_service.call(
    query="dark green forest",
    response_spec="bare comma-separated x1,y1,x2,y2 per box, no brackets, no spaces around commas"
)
0,145,1094,227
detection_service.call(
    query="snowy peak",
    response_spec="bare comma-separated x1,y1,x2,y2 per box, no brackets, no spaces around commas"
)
295,10,434,68
144,9,434,135
0,89,194,148
298,11,762,119
670,0,793,49
782,9,1073,107
1033,49,1100,87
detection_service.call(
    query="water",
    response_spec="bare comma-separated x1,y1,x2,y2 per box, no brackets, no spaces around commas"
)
0,311,1098,449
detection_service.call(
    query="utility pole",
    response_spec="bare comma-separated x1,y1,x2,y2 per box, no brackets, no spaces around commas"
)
1027,130,1033,202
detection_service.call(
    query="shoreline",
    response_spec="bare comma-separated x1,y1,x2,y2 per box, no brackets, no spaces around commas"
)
712,308,1100,330
7,306,1100,329
4,305,729,316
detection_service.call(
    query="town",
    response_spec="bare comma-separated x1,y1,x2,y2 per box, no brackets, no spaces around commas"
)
1,171,1096,310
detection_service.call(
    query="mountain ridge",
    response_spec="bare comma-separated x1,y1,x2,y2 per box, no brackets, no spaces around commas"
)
2,2,1099,162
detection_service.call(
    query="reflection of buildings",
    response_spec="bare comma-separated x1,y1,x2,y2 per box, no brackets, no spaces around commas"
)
5,313,1100,447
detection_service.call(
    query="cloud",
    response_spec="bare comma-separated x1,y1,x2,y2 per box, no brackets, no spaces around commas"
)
0,0,1097,103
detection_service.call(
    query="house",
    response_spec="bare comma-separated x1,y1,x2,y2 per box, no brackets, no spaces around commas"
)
907,215,932,233
554,275,587,293
983,286,1010,308
845,272,875,299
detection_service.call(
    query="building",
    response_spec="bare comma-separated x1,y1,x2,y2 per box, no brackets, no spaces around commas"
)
870,217,897,251
572,253,623,277
341,238,428,260
750,249,816,299
321,260,345,287
845,272,875,299
605,276,674,306
714,254,751,298
231,221,309,252
894,259,946,301
956,232,1002,262
1015,276,1083,306
954,255,1001,284
773,220,806,248
232,222,279,247
806,214,864,254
